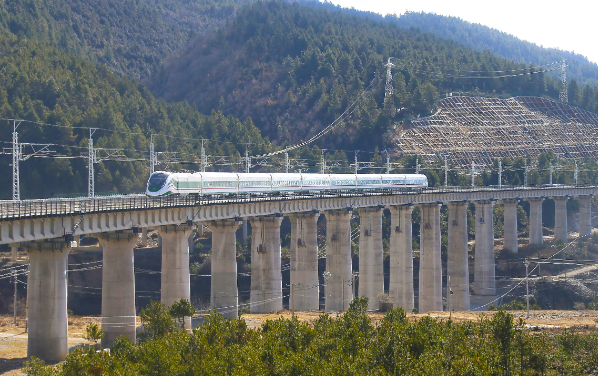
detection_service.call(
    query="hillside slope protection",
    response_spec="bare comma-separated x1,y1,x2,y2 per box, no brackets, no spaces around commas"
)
150,0,566,152
395,96,598,166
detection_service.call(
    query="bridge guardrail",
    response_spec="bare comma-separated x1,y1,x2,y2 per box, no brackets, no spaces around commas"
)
0,185,596,221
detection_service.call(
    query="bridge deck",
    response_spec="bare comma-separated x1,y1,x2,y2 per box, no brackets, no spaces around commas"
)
0,185,595,221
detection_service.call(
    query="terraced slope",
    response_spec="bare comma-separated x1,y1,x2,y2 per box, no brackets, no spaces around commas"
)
394,96,598,166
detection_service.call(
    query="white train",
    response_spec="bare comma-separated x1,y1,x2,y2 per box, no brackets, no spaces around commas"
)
146,171,428,197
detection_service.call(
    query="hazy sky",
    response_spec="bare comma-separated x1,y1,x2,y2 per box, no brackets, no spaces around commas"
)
326,0,598,65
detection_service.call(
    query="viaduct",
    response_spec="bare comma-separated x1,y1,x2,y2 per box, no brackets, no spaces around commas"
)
0,185,595,362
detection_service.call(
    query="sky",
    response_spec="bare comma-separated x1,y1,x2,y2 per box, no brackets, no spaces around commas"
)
326,0,598,65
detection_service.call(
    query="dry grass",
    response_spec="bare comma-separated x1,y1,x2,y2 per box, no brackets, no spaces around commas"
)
0,315,97,375
240,309,598,330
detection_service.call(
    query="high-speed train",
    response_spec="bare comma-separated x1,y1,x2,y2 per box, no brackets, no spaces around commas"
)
146,171,428,197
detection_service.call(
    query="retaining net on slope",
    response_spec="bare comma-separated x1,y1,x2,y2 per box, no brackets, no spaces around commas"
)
394,96,598,167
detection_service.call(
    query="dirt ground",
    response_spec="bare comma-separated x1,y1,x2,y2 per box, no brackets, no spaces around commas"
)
2,310,598,375
0,315,98,375
240,309,598,330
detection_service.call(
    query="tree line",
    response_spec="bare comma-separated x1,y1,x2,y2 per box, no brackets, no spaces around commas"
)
24,298,598,375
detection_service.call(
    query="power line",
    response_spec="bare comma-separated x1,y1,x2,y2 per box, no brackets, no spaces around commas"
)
252,77,380,159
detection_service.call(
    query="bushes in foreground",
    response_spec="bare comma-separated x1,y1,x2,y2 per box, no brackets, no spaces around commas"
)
25,298,598,375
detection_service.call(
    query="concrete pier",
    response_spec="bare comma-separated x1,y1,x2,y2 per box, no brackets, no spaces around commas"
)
325,209,353,311
98,232,138,348
528,198,544,245
447,202,470,311
419,203,442,313
578,195,593,237
289,212,320,312
357,207,384,310
210,219,241,319
388,205,414,312
250,216,283,313
502,199,519,254
24,241,71,362
141,227,148,247
10,243,18,261
553,197,569,242
474,200,495,296
242,219,248,243
159,225,193,329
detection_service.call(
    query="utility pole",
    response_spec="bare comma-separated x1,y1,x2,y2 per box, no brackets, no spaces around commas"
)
448,275,452,320
524,258,530,319
201,139,207,173
574,160,578,185
244,145,251,173
444,156,448,187
285,151,290,174
416,155,421,174
13,270,17,325
342,279,345,311
321,149,327,174
290,284,295,317
471,161,475,187
88,128,97,198
352,272,358,300
524,162,528,186
549,163,553,185
386,154,390,174
354,151,358,174
12,120,22,201
498,159,502,188
150,134,157,174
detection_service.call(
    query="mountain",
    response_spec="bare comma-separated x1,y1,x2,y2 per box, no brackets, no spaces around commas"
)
4,0,598,200
0,0,256,81
0,32,272,199
387,12,598,88
149,0,568,151
303,2,598,88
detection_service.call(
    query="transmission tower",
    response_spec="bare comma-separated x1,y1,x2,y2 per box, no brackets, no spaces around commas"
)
559,60,568,103
384,57,395,110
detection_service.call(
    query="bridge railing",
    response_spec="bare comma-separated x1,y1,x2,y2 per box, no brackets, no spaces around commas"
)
0,184,596,221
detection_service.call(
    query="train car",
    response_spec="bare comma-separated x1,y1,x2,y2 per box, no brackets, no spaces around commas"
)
146,171,428,197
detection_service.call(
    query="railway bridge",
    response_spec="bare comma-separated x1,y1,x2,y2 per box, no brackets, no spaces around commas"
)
1,185,595,361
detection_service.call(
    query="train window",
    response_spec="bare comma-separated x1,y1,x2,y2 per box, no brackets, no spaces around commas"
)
149,173,168,186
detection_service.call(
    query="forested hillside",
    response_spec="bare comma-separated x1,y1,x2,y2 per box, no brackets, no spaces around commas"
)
0,0,256,81
0,32,272,199
306,2,598,88
149,1,572,151
4,0,598,199
389,12,598,88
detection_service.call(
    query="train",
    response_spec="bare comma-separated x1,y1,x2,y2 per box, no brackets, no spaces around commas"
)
146,171,428,197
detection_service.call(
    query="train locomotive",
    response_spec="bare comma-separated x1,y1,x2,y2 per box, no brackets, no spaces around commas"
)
146,171,428,197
